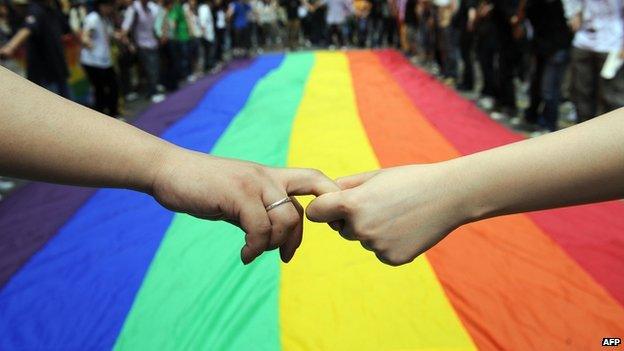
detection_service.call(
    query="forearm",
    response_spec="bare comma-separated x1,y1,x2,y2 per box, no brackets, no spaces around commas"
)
0,66,175,193
447,108,624,222
3,28,30,51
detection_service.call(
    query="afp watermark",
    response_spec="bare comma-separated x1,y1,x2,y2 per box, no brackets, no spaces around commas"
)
602,337,621,347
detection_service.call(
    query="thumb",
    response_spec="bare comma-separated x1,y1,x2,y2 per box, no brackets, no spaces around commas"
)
306,191,348,223
272,168,340,196
336,170,379,190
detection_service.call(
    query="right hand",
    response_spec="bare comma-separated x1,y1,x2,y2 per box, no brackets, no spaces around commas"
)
306,164,471,266
151,147,340,265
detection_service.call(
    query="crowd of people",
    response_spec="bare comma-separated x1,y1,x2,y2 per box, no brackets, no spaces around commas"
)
0,0,622,196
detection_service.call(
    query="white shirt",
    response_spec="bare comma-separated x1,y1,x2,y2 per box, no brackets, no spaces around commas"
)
198,4,215,41
564,0,624,52
323,0,354,24
216,9,227,29
80,12,113,68
122,1,161,49
255,1,278,24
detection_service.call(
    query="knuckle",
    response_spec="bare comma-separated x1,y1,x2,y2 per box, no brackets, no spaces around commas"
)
339,191,359,215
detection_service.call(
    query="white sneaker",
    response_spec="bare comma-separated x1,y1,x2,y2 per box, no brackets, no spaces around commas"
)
125,92,139,102
477,96,495,110
151,94,166,103
0,179,15,191
490,111,508,121
509,116,523,126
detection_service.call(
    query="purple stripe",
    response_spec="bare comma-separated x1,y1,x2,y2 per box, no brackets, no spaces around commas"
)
0,60,252,288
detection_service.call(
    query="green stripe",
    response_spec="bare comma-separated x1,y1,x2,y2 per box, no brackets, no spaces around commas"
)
113,53,315,351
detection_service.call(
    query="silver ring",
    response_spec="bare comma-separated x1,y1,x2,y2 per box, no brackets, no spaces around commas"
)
265,197,292,212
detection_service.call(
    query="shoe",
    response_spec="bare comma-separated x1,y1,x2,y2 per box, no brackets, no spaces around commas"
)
186,75,197,83
151,94,166,103
530,129,549,138
0,179,15,191
509,116,523,126
477,96,495,110
156,84,166,93
125,92,139,102
490,111,508,121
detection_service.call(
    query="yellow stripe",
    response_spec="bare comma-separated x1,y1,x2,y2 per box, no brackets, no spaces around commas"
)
281,52,476,350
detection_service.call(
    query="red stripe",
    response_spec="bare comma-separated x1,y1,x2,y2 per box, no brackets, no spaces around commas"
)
375,49,624,306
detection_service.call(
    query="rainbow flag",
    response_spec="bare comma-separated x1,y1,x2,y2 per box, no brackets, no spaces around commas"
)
1,50,623,350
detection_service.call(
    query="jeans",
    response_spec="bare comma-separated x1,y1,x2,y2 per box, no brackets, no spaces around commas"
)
437,25,458,79
526,49,570,131
41,79,71,99
137,48,160,97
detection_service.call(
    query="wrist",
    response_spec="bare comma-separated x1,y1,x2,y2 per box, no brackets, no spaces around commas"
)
441,156,498,225
134,140,182,195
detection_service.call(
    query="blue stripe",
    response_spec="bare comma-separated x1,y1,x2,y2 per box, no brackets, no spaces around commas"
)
0,54,284,351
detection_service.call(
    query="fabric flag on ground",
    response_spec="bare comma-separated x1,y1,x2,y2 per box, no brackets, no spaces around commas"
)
0,50,622,351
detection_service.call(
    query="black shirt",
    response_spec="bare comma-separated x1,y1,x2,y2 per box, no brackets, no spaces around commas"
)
526,0,572,55
281,0,301,20
23,3,69,84
404,0,417,25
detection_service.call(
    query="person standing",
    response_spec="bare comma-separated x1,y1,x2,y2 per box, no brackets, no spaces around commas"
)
122,0,165,103
183,0,202,80
452,0,476,90
227,0,252,57
565,0,624,122
0,0,71,98
212,0,228,63
198,0,215,71
323,0,353,47
81,0,120,117
523,0,572,132
282,0,301,49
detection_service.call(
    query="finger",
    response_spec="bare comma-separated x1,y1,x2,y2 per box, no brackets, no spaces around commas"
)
360,240,374,251
279,197,304,263
270,168,340,196
263,186,300,250
335,170,380,190
337,220,358,241
239,200,272,265
305,191,348,223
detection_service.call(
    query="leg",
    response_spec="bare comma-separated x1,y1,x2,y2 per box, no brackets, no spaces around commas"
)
525,53,545,124
570,47,598,122
540,49,569,131
599,55,624,115
103,67,119,117
82,65,106,113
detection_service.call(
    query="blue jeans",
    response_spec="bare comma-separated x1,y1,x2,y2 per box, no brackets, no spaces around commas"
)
41,79,71,100
137,48,160,97
527,49,569,131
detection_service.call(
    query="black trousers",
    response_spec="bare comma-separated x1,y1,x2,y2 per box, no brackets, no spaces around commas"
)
82,65,119,117
459,30,474,89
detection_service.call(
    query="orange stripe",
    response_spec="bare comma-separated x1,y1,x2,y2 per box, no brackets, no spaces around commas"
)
347,51,624,350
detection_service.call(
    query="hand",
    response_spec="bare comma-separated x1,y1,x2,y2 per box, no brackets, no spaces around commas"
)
0,45,14,59
151,147,339,264
306,164,469,266
569,13,581,32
